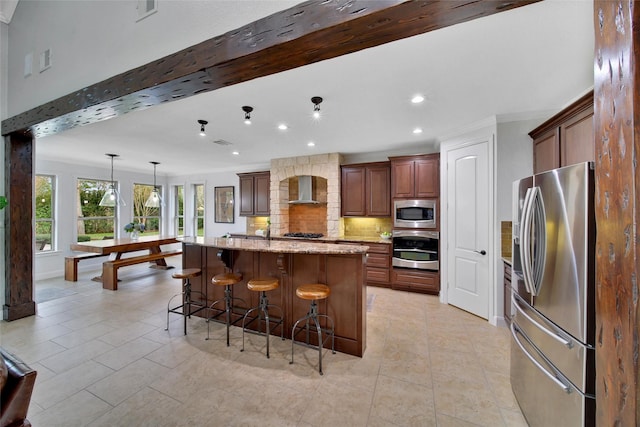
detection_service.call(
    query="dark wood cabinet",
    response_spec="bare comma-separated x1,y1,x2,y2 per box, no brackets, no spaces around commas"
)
365,242,391,287
390,154,439,199
530,91,594,174
238,171,270,216
504,261,512,325
391,268,439,294
341,162,390,217
339,240,391,287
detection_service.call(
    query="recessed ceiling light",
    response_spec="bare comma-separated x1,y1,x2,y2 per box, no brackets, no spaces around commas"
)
411,95,425,104
232,151,240,155
413,127,423,134
278,124,288,131
307,141,315,147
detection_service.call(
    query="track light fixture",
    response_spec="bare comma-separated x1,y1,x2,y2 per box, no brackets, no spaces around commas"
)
99,153,125,207
311,96,323,119
198,119,208,136
144,161,163,208
242,106,253,125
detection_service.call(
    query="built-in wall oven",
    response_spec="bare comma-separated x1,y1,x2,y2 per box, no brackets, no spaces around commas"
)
394,199,436,229
392,229,439,271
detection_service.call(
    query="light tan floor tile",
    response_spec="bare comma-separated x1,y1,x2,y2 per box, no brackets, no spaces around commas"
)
499,407,529,427
93,336,162,370
39,339,115,373
370,374,437,426
433,374,505,426
29,390,113,427
436,413,484,427
86,358,170,406
51,321,116,348
87,386,183,427
300,379,374,427
32,360,114,409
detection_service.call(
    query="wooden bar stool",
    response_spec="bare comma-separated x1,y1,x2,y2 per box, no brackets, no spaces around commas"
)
165,268,207,335
207,272,245,346
240,277,284,358
290,283,335,375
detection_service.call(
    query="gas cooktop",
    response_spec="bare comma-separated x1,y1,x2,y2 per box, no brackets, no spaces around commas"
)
283,232,324,239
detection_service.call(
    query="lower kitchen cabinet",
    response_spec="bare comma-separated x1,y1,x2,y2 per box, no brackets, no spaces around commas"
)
365,242,391,287
504,260,512,325
340,241,391,287
391,268,439,294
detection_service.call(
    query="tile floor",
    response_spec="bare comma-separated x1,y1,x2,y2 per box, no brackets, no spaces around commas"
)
0,260,527,426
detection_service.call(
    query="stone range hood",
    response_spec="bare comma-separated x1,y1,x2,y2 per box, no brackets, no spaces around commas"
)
270,153,343,238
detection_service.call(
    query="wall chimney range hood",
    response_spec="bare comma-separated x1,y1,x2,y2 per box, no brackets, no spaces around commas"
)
289,175,319,204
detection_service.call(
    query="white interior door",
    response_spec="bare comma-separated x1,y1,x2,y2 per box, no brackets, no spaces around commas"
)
446,139,490,319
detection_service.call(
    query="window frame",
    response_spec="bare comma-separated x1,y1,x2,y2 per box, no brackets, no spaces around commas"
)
76,177,118,241
193,183,205,237
35,174,55,253
174,185,184,236
132,182,162,235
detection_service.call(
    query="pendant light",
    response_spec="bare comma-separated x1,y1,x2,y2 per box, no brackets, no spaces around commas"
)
242,106,253,125
144,161,162,207
99,153,125,207
311,96,323,119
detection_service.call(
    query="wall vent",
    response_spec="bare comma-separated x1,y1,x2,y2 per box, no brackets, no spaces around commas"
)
136,0,157,21
39,49,52,72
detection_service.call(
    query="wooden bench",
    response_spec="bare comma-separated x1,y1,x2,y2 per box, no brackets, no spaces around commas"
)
64,253,108,281
102,250,182,290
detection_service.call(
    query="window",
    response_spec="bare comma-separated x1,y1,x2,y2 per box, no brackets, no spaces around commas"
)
133,183,161,235
194,184,204,237
174,185,184,236
35,174,55,252
77,178,116,241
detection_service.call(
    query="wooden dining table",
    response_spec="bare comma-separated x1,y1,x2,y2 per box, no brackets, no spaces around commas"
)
70,235,181,289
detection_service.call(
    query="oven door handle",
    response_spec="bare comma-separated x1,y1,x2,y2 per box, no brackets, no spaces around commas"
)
393,248,437,254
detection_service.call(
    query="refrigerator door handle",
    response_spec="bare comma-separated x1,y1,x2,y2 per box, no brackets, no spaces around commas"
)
513,294,573,348
520,186,546,296
510,322,572,394
520,187,535,294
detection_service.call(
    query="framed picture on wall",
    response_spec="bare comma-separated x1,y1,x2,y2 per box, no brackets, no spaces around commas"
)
214,186,234,223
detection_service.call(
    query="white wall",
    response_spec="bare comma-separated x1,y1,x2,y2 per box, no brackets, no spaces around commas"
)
6,0,299,117
34,158,247,280
495,119,537,222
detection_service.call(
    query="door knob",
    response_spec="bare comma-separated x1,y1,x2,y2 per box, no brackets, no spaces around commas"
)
475,250,487,255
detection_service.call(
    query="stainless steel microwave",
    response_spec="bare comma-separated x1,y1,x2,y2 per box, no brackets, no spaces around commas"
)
393,199,436,229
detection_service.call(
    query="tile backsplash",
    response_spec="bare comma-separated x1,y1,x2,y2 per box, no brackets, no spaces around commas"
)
501,221,512,257
343,217,393,238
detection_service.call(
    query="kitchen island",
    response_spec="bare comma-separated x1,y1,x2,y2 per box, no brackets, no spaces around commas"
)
179,237,368,357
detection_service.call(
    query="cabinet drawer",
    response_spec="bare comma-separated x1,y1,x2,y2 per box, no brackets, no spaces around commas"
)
503,262,512,280
367,253,390,268
367,267,390,284
392,268,439,294
367,242,391,254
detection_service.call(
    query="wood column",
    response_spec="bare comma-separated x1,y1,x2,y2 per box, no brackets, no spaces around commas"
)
3,131,35,321
593,1,640,424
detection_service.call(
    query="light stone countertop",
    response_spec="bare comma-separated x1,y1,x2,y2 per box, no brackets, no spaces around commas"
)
179,236,369,254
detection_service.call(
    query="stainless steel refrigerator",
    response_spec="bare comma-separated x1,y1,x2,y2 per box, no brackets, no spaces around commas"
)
511,161,596,427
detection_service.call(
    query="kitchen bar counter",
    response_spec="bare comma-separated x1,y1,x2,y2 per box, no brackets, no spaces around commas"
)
227,234,392,245
180,237,367,357
179,236,369,254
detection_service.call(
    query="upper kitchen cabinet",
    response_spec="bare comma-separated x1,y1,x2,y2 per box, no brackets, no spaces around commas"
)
238,171,270,216
390,153,440,198
341,162,390,217
530,91,594,174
